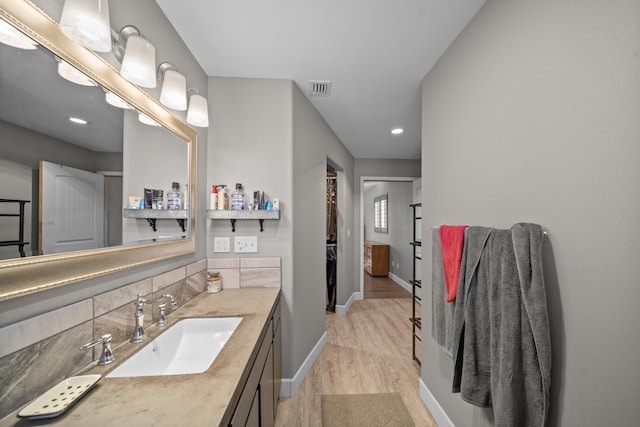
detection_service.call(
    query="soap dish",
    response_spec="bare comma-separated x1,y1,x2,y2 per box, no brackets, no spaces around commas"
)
17,374,101,420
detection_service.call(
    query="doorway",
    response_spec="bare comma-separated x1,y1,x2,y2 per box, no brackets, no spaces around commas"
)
326,165,337,312
359,177,421,299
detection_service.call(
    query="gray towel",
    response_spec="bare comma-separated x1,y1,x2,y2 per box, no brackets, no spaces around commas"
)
452,223,551,427
431,228,455,355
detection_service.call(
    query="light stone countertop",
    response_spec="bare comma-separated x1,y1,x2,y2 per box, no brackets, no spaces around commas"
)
0,288,280,427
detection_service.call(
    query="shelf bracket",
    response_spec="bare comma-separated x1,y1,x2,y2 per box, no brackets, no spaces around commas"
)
176,219,186,232
230,219,236,232
146,218,157,232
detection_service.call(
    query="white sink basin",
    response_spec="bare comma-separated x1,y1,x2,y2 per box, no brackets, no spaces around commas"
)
107,317,242,378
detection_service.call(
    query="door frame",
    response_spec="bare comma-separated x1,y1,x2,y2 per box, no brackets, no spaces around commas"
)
358,176,420,299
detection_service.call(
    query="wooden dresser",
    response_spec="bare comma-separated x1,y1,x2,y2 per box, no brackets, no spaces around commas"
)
363,240,390,276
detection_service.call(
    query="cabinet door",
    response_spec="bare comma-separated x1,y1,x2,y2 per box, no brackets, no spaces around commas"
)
260,344,275,427
273,317,282,416
245,389,260,427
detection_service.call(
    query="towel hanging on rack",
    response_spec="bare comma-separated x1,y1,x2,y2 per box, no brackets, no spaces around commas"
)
451,223,551,427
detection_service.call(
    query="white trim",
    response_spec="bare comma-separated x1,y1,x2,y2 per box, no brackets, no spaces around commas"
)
335,291,358,315
389,272,411,293
419,379,455,427
280,332,327,397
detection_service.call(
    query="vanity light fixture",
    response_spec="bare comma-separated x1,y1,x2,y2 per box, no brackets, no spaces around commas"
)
138,112,161,127
59,0,112,53
391,128,404,135
186,88,209,128
0,19,37,50
113,25,156,88
57,59,98,87
158,62,187,111
105,90,132,109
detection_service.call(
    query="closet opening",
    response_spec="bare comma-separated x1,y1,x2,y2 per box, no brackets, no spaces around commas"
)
326,165,337,312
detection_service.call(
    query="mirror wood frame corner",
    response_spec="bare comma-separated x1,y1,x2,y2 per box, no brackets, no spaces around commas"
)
0,1,198,302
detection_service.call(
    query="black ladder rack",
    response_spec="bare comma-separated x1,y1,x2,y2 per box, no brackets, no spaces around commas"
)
410,203,422,365
0,199,30,257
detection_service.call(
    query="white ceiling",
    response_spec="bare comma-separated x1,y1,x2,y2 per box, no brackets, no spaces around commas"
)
156,0,486,160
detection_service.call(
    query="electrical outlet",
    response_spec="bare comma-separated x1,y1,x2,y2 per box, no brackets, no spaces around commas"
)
213,237,230,253
234,236,258,253
396,262,399,270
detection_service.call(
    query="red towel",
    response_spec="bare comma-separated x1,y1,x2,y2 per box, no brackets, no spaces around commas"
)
439,225,468,302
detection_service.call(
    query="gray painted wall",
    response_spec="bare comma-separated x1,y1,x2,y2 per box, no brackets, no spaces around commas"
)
292,82,355,380
206,75,356,384
363,181,414,282
420,0,640,426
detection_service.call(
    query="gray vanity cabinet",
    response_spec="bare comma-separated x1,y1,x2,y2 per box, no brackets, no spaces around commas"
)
229,295,281,427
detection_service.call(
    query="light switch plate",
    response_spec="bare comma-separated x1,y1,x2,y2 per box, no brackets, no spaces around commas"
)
234,236,258,253
214,237,230,253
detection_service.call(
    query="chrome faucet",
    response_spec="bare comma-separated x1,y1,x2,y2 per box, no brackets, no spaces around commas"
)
157,294,178,327
131,293,179,343
81,334,115,366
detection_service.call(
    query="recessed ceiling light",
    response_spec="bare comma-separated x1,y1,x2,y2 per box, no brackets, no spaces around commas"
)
68,117,88,125
391,128,404,135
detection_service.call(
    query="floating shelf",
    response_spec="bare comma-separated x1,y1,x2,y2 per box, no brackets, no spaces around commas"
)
207,210,280,232
123,209,188,232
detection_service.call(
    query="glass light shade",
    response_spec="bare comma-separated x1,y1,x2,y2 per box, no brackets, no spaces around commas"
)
138,112,161,127
187,94,209,128
58,60,97,86
160,70,187,110
120,35,156,88
105,91,131,109
0,19,38,50
59,0,111,52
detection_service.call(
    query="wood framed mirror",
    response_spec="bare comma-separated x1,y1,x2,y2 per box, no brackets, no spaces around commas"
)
0,1,198,302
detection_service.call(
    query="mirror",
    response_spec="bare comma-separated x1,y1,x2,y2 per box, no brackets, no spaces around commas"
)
0,1,197,301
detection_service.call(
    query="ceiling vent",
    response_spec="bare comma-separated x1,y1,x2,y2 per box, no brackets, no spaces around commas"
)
308,80,332,97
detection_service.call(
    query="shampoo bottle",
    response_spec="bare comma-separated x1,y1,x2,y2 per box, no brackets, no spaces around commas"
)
210,185,218,210
217,185,227,210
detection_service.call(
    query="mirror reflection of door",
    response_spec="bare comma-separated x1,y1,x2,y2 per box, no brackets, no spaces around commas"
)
39,161,104,254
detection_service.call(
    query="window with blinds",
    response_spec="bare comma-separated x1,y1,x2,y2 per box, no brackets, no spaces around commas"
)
374,194,388,234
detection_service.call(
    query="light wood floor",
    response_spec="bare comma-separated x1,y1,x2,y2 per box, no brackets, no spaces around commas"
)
275,297,436,426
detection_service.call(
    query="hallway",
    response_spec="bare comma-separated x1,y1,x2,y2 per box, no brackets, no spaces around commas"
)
275,297,435,426
364,271,412,299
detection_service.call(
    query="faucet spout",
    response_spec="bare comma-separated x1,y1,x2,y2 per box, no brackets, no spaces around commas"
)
163,293,178,310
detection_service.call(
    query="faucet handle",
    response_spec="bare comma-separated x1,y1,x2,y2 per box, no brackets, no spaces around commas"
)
157,302,168,327
80,334,115,366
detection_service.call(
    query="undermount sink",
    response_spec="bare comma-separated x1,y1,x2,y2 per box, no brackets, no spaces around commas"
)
106,317,242,378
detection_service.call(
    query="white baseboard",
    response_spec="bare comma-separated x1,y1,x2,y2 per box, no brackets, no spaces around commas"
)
419,379,455,427
335,291,359,315
389,272,412,293
280,332,327,398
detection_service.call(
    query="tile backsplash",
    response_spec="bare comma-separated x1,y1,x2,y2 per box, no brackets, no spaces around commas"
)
0,257,281,420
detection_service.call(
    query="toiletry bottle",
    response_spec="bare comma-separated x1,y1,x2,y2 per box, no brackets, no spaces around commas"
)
167,182,181,210
218,185,227,210
210,185,218,210
231,183,244,210
182,183,189,210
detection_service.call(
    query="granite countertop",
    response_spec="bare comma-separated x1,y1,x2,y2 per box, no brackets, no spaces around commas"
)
1,288,280,427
